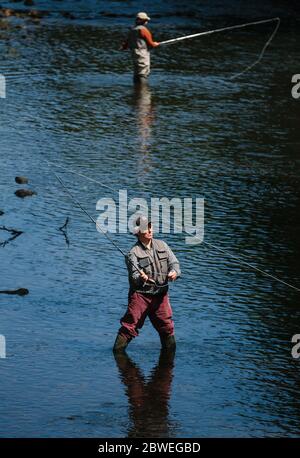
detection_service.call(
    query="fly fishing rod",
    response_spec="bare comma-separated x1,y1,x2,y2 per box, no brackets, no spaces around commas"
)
50,166,169,289
159,17,280,79
159,17,280,46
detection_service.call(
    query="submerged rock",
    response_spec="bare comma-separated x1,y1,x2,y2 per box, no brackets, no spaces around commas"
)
0,211,4,216
15,176,29,184
15,189,36,198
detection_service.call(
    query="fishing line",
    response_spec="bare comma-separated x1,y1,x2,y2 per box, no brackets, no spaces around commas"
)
47,160,300,293
46,160,116,192
230,18,281,80
202,240,300,293
159,17,281,79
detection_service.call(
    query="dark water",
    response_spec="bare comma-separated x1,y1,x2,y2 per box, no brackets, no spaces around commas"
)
1,0,300,437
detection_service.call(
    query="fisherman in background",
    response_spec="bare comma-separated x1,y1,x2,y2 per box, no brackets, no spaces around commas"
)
113,216,180,353
121,12,160,84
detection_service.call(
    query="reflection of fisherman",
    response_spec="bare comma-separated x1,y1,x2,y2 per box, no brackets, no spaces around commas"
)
133,83,154,177
121,12,160,83
114,350,176,437
113,216,181,353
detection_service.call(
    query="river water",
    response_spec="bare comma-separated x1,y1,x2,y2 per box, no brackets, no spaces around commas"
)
0,0,300,438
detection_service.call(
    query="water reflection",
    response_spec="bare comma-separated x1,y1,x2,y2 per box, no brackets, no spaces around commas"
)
114,349,177,438
132,82,155,183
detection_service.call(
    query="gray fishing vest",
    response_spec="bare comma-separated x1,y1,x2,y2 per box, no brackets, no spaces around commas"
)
129,239,169,295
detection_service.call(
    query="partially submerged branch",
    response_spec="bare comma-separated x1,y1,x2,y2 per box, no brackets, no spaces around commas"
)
0,225,23,248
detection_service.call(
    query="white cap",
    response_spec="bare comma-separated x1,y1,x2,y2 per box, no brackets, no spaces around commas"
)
132,215,151,235
136,12,150,21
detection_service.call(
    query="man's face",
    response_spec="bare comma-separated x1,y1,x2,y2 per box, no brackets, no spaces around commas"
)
137,18,148,25
138,224,153,244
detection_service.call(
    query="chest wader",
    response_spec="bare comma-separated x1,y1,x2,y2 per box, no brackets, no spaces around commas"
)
127,25,151,83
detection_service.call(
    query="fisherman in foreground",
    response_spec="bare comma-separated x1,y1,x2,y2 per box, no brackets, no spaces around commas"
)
121,12,160,84
113,216,180,353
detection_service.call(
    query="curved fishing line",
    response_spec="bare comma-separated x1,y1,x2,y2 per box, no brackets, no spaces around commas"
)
49,166,168,288
160,17,280,79
230,17,281,80
47,160,299,293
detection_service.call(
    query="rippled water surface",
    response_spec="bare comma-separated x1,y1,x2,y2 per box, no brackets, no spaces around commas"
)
1,0,300,437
